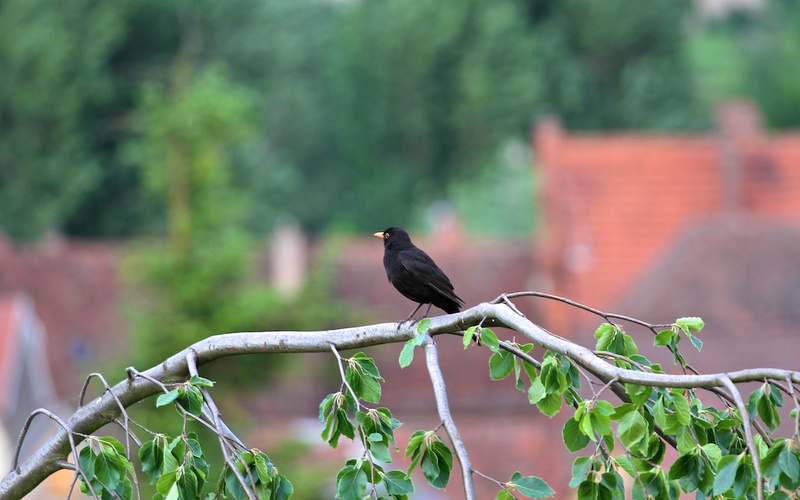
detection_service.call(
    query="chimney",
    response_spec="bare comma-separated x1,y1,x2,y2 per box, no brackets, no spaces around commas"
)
270,220,307,296
716,100,764,212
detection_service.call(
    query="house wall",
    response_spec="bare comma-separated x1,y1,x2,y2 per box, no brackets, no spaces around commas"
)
534,100,800,334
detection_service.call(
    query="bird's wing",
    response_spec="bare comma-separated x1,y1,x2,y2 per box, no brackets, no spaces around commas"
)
400,251,464,306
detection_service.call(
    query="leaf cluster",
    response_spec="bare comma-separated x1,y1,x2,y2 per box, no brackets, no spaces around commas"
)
319,351,415,499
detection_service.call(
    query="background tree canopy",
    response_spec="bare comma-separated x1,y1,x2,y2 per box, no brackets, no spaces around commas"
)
0,0,792,240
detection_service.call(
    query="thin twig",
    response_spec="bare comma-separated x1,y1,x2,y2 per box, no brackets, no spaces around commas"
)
423,333,475,500
78,372,142,498
720,376,763,500
330,344,364,411
12,409,100,500
185,350,254,500
495,291,702,373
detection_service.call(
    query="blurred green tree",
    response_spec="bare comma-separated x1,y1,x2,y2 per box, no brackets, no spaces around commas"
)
212,0,541,232
320,0,540,231
1,0,542,239
123,58,266,364
529,0,707,130
122,36,360,371
742,0,800,128
2,0,728,239
0,0,126,240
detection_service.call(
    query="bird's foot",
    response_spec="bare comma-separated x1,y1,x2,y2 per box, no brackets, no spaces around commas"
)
395,317,422,331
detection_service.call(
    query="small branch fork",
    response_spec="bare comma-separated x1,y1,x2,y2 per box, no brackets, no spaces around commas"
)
3,291,800,499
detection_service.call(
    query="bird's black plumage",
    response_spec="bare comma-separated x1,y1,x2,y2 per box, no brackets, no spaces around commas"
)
374,227,464,321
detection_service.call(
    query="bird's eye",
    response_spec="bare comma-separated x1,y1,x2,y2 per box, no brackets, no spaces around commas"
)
384,233,390,239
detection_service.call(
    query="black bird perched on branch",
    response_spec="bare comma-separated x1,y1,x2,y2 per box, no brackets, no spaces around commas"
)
374,227,464,322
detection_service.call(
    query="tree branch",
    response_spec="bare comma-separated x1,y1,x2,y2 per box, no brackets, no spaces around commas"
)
3,299,799,498
423,332,475,500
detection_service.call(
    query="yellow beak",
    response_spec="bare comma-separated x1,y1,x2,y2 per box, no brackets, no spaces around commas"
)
373,232,385,239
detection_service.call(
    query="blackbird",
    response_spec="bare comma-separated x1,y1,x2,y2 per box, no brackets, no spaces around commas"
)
374,227,464,322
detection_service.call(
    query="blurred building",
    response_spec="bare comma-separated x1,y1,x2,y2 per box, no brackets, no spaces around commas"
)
0,293,72,499
534,100,800,373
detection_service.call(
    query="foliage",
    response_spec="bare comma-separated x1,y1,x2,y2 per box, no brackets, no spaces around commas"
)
531,0,707,130
122,62,362,383
741,1,800,128
0,0,540,239
0,0,126,240
318,0,540,231
9,0,800,239
121,63,264,368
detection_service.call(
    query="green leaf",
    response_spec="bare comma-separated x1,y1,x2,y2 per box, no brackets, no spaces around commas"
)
156,469,178,496
370,442,392,463
624,383,651,406
633,470,669,500
79,436,130,494
529,370,551,404
760,440,784,479
346,353,383,403
653,329,674,347
421,441,453,489
594,323,637,356
563,417,591,452
139,438,165,484
670,389,691,425
617,409,647,448
766,491,791,500
614,455,636,479
593,400,615,416
496,491,515,500
676,317,704,333
78,446,96,482
537,392,563,417
399,341,416,368
480,327,500,352
594,323,615,340
405,430,426,460
320,392,355,448
464,326,477,349
506,471,554,498
416,317,431,334
669,451,712,494
176,385,204,415
489,350,515,380
188,375,215,387
779,446,800,486
576,479,600,500
600,470,624,499
175,466,199,499
686,332,703,351
675,426,695,455
351,352,382,379
274,475,294,500
713,454,741,495
569,457,593,488
382,470,414,496
700,443,722,469
336,464,368,500
156,390,180,408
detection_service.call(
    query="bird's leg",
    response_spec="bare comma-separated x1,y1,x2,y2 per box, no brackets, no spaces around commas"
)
400,303,424,323
397,303,429,330
422,303,433,318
